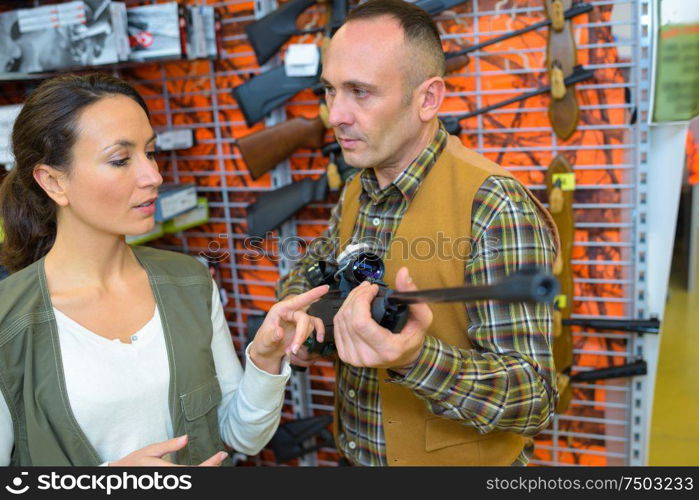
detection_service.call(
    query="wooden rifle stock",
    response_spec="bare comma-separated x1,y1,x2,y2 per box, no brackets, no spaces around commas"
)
238,117,326,180
445,53,470,73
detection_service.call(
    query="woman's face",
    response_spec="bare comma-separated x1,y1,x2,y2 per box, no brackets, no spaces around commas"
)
62,94,162,237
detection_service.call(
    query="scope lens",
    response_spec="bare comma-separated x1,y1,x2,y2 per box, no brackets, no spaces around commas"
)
350,253,384,282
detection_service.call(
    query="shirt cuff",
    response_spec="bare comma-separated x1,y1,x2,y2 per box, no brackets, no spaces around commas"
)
390,335,463,398
241,343,291,411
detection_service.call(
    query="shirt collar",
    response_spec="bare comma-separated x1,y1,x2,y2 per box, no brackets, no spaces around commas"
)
359,122,448,204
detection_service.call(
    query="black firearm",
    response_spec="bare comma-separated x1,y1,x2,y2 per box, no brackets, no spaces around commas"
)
246,142,356,238
303,251,559,355
233,2,592,127
245,0,470,66
269,415,334,463
441,65,595,135
568,359,648,382
562,317,660,334
557,358,647,412
246,0,348,66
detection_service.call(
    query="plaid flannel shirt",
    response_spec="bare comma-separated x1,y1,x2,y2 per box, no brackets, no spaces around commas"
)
277,123,557,466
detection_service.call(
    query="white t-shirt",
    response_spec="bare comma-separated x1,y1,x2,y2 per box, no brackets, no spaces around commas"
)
0,281,288,465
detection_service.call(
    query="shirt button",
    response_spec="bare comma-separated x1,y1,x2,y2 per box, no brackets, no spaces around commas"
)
348,441,357,450
372,218,380,226
348,389,356,398
131,335,138,342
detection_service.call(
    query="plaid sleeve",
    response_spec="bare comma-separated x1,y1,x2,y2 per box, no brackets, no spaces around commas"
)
276,188,344,300
394,176,558,436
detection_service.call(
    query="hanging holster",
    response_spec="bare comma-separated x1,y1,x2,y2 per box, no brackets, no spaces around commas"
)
545,154,576,412
545,0,582,140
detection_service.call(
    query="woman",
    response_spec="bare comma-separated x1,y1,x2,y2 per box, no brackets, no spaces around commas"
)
0,73,327,466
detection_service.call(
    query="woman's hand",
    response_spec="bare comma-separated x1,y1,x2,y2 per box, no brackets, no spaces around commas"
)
109,435,228,466
249,285,330,374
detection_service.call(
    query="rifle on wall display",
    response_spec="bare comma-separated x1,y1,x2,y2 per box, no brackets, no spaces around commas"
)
246,142,355,238
441,65,594,135
246,0,348,65
557,359,649,412
238,102,330,180
562,317,660,334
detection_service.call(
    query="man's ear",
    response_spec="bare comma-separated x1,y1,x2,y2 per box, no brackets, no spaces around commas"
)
33,164,69,207
417,76,446,122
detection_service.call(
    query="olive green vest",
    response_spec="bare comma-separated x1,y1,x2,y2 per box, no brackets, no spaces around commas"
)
338,135,560,465
0,246,225,466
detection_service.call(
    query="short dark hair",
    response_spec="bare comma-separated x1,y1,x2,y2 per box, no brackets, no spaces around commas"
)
0,73,149,272
346,0,446,90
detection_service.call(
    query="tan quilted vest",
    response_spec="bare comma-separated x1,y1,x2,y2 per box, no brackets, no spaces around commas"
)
338,135,559,465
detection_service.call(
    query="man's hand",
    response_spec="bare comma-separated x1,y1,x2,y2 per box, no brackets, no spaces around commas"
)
110,435,228,466
332,267,432,372
250,285,330,374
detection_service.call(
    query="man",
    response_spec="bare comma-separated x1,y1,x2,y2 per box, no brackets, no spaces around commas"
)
277,0,560,466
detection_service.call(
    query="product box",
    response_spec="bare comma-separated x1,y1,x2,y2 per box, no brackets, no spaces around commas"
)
0,0,124,77
109,1,130,61
163,197,209,233
0,104,22,169
154,183,198,223
126,2,184,62
126,222,164,246
156,128,194,151
184,5,220,60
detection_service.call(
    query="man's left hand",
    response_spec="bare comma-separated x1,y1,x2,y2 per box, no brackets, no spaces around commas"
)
333,267,432,372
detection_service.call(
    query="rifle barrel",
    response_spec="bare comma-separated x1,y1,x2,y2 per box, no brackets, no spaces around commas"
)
562,318,660,334
570,360,647,382
445,3,593,59
446,66,594,123
388,270,558,304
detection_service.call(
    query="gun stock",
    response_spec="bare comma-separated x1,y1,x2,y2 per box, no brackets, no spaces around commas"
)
445,53,470,73
245,314,265,346
245,0,317,65
269,415,334,463
247,175,328,237
415,0,465,16
562,318,660,334
232,66,320,127
329,0,348,28
246,144,356,237
238,117,326,179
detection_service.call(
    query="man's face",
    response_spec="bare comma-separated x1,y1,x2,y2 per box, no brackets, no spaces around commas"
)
321,17,423,171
